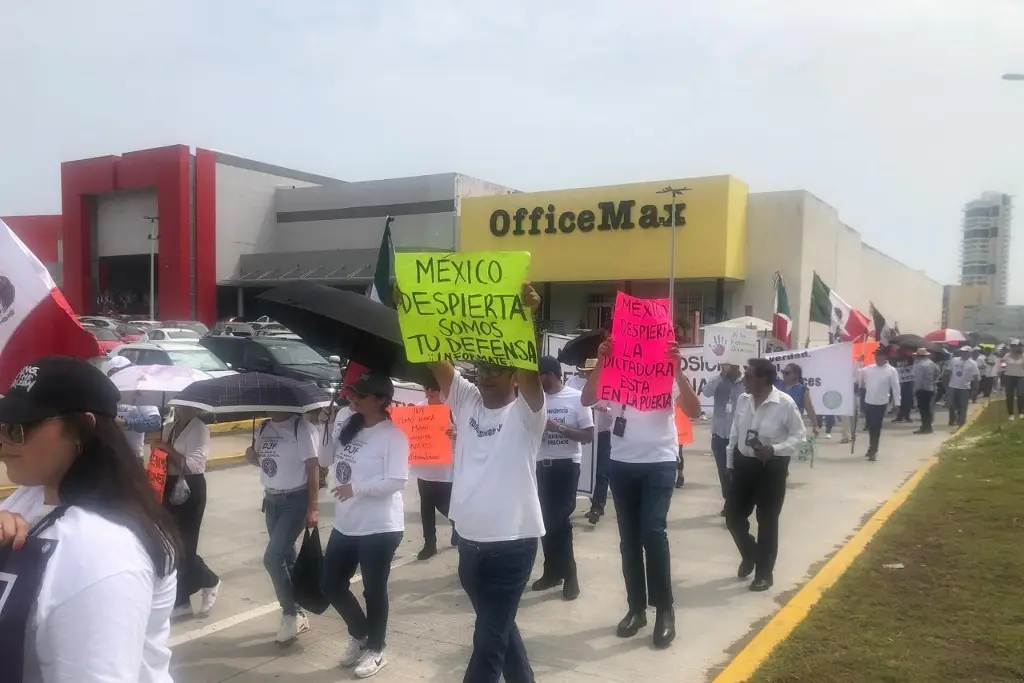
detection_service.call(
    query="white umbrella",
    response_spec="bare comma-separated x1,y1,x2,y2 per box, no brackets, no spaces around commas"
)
111,365,215,406
703,315,774,332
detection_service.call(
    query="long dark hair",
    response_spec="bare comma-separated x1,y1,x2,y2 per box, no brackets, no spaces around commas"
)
59,413,181,577
339,399,392,446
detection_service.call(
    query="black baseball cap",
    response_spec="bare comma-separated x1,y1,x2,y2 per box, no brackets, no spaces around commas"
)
349,372,395,400
538,356,562,377
0,356,120,424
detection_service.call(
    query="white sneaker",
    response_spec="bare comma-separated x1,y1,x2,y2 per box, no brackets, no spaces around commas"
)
275,613,309,644
197,581,221,617
1010,415,1016,421
824,433,832,439
354,650,387,678
340,636,368,667
170,604,193,620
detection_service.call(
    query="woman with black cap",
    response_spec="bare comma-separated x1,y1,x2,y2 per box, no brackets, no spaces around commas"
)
0,356,180,683
319,371,409,678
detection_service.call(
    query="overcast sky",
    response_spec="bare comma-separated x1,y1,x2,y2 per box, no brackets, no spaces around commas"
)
2,1,1024,301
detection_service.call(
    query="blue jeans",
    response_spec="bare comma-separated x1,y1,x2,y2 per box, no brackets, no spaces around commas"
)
458,537,537,683
949,387,970,427
263,488,310,616
608,459,675,612
322,530,402,651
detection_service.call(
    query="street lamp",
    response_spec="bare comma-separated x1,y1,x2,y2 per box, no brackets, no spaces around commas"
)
142,216,159,320
1002,73,1024,81
656,186,691,324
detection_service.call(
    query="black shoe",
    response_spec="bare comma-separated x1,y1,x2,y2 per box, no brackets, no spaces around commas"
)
586,508,603,525
913,428,933,434
749,576,774,592
615,611,647,638
416,543,437,561
675,474,685,489
562,575,580,601
531,575,563,592
653,608,676,649
867,452,877,462
737,558,755,579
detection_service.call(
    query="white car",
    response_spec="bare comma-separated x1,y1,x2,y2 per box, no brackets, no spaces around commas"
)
145,328,201,342
110,342,236,378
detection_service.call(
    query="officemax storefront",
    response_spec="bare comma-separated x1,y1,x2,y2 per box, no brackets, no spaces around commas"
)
459,175,749,342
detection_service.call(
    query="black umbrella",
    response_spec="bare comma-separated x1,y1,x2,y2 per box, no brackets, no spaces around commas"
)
256,283,432,385
887,334,943,353
557,329,606,368
168,373,332,414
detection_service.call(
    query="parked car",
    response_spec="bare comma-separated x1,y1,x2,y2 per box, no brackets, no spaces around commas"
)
110,341,236,377
159,320,210,337
209,321,256,337
79,316,120,330
145,328,201,342
84,325,122,353
115,322,147,342
128,319,159,331
201,336,340,393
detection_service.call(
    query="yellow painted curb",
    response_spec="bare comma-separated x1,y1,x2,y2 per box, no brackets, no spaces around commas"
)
208,419,252,434
711,403,990,683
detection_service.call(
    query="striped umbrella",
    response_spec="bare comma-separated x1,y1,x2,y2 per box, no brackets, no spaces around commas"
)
923,328,967,345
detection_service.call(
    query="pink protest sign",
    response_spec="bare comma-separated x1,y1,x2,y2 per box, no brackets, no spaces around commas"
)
598,292,677,411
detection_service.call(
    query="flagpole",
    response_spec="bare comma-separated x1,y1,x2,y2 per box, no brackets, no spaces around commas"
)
657,186,690,324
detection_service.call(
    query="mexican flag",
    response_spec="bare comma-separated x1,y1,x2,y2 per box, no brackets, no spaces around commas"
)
869,302,894,343
772,272,792,348
809,271,870,340
368,216,395,308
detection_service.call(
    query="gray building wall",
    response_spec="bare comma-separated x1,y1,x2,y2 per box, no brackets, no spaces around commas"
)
95,190,159,257
961,305,1024,341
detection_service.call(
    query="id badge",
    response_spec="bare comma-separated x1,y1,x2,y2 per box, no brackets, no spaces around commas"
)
613,416,627,438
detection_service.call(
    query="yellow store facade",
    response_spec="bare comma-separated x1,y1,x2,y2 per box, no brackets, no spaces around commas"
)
457,176,944,345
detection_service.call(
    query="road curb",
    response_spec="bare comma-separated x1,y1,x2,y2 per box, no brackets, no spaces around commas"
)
710,402,991,683
208,419,252,435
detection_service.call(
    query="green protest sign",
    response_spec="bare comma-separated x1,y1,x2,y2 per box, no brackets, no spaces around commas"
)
395,251,538,370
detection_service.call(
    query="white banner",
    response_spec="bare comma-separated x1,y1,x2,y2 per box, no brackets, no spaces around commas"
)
764,343,856,416
542,333,596,496
680,345,722,409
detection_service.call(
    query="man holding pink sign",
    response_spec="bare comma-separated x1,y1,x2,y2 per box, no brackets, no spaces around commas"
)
579,291,701,650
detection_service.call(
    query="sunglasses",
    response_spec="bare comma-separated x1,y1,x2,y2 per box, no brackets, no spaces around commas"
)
0,417,59,446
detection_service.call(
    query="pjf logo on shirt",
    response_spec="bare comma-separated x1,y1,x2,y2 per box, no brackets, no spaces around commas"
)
261,458,279,478
10,366,39,393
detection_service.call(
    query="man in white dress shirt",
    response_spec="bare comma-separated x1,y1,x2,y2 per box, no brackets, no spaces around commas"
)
859,347,902,461
726,358,805,592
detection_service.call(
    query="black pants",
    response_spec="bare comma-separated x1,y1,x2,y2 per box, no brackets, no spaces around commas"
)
459,538,537,683
896,382,914,421
322,530,402,651
1005,375,1023,415
164,473,219,607
590,431,612,513
863,403,887,453
608,460,675,611
726,453,790,579
537,459,581,580
417,479,452,544
816,415,835,434
710,434,730,501
980,376,994,399
915,390,935,431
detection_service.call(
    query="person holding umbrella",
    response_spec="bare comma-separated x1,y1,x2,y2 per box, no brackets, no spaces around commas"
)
319,372,409,678
244,409,321,644
106,356,164,459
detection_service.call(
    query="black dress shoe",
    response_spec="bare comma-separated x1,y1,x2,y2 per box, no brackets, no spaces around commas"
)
585,508,602,525
749,576,774,592
416,543,437,561
652,608,676,648
737,558,755,579
562,575,580,601
615,611,647,638
531,575,562,592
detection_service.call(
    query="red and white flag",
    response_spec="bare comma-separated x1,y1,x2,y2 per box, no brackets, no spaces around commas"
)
0,219,104,388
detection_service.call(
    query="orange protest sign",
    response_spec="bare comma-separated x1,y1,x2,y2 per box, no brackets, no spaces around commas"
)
390,404,453,466
853,340,878,361
147,448,168,502
675,408,694,445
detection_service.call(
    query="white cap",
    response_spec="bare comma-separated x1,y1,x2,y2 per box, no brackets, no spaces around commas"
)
959,346,973,352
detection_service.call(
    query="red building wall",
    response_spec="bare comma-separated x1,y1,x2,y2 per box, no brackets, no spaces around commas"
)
2,214,61,263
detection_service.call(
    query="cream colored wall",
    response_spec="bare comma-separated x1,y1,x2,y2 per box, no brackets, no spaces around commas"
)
946,284,994,330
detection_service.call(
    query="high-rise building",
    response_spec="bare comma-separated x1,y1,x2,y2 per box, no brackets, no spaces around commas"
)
959,191,1012,305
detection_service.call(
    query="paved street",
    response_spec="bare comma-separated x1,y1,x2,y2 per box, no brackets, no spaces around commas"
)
149,416,959,683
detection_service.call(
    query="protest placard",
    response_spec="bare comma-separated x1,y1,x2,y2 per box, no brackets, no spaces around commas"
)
147,448,168,503
390,404,453,466
704,324,759,366
395,252,538,370
764,343,856,415
598,292,676,410
675,407,694,445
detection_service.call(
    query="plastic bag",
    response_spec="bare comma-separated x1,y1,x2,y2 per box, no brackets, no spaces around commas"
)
168,477,191,506
290,527,330,615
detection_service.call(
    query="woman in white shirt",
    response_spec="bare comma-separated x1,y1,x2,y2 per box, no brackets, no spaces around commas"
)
244,412,321,644
1002,341,1024,418
152,405,220,619
412,376,457,561
319,372,409,678
0,356,179,683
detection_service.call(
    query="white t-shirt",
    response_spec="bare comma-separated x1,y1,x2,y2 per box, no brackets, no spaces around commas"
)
948,358,980,390
538,386,594,463
255,416,319,492
1003,354,1024,378
446,373,547,543
320,409,409,536
0,486,176,683
609,384,681,464
162,417,210,475
410,400,455,484
564,375,586,391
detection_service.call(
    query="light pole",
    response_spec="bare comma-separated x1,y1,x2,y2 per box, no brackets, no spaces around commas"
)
142,216,159,320
656,186,691,324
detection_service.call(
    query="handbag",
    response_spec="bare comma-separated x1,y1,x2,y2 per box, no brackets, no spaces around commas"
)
289,527,330,615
